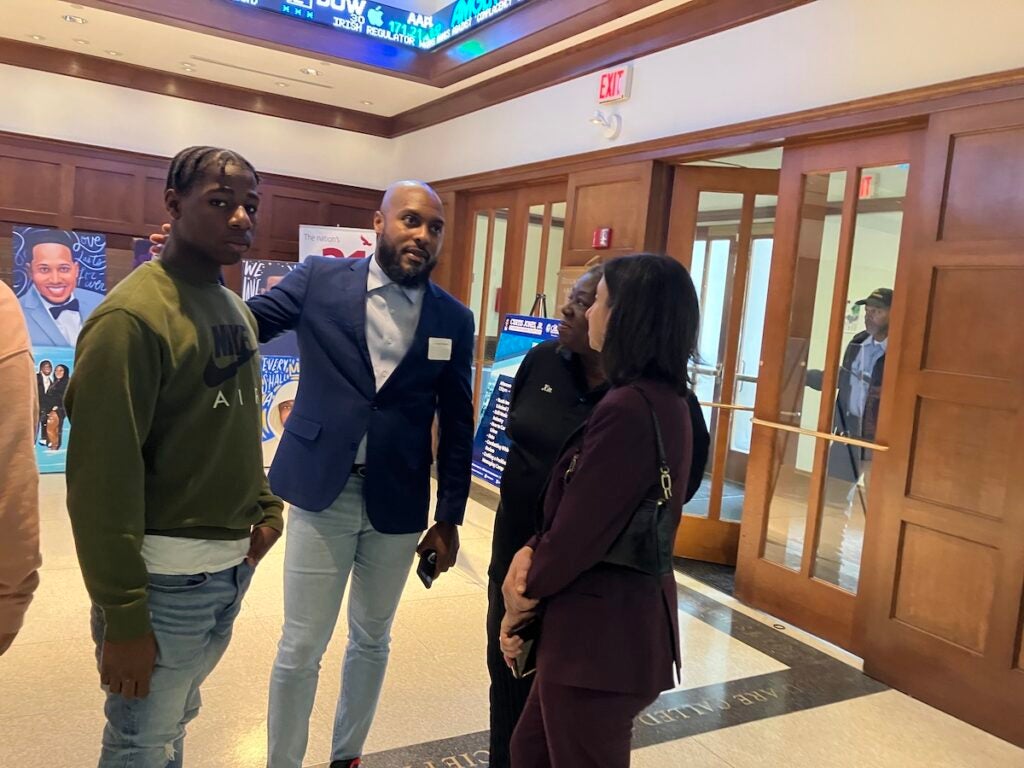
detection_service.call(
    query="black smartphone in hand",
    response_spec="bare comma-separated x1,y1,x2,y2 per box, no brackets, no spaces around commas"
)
417,550,437,589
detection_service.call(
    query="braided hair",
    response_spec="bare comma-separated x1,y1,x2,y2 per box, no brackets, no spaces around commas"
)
165,146,260,193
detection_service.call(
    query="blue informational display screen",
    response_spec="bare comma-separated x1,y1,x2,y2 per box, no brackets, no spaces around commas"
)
228,0,529,51
471,314,560,488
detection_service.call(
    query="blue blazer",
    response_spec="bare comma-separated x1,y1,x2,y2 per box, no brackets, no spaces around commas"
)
246,256,475,534
20,285,105,347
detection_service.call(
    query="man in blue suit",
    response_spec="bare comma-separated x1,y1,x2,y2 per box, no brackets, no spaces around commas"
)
248,181,475,768
18,229,105,347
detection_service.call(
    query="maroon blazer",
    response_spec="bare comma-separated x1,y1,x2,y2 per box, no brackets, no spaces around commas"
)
525,380,692,696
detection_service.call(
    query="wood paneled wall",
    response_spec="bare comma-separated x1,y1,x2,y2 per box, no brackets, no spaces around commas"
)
0,131,380,293
562,161,674,267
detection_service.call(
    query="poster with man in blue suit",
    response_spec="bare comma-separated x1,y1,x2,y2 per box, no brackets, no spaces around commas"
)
13,226,106,348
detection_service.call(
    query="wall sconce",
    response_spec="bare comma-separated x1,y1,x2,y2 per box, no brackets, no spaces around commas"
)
590,109,622,140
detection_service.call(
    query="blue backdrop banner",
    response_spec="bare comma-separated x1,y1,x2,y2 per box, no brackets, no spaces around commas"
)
471,313,559,488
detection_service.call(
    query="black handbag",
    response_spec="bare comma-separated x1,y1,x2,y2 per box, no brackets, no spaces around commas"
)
599,387,676,576
561,385,675,575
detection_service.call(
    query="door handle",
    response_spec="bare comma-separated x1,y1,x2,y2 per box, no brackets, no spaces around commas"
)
699,402,755,412
751,418,889,451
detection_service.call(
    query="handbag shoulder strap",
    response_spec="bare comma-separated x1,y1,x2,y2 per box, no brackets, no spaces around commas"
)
629,385,673,501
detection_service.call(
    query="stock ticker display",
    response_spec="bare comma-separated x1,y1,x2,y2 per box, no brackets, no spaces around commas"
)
228,0,529,51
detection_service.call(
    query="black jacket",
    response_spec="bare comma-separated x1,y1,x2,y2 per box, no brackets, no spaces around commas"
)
488,341,709,582
836,331,886,442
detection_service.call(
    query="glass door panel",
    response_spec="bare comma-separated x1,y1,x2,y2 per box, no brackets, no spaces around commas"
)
468,212,490,336
519,200,566,318
812,163,908,592
466,205,511,418
687,192,743,519
541,202,567,307
518,205,546,315
763,171,847,572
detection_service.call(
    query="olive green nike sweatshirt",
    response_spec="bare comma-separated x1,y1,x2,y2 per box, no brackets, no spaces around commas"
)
65,260,283,642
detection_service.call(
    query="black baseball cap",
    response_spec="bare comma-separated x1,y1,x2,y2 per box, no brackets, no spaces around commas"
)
855,287,892,308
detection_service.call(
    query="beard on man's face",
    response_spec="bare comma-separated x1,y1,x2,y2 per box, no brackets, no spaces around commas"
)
376,236,437,287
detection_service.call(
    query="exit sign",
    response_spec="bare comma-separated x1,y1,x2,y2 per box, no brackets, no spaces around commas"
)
598,64,633,104
859,174,875,199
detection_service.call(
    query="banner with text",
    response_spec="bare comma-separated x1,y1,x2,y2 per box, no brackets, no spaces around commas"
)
299,225,376,263
242,259,302,466
471,313,559,488
12,226,107,474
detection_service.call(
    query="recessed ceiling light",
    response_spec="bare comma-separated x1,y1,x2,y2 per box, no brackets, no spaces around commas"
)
29,35,45,41
63,14,87,24
106,50,122,57
360,100,373,106
73,38,89,45
299,67,321,76
276,82,289,88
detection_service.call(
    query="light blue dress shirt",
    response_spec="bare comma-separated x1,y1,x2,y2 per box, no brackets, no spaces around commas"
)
848,336,887,419
355,256,425,463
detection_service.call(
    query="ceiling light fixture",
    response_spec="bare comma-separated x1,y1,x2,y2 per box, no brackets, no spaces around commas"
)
73,38,89,45
63,14,87,24
360,100,373,106
590,109,622,140
276,82,289,88
299,67,321,76
106,50,122,57
29,35,45,41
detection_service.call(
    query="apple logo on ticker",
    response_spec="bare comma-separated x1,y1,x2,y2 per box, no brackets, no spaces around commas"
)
368,6,384,26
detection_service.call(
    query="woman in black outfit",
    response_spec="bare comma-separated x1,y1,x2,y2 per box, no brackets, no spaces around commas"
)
486,263,709,768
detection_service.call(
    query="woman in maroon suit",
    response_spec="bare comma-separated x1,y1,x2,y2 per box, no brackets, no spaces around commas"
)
500,253,699,768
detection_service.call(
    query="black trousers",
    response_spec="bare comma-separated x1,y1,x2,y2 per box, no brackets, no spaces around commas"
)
487,578,536,768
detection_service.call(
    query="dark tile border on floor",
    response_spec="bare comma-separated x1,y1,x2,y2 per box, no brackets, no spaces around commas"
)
310,584,887,767
673,556,736,596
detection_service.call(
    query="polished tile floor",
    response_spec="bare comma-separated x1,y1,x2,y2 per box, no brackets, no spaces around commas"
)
2,475,1022,767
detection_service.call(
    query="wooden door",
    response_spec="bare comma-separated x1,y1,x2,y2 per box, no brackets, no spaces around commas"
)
463,184,567,416
858,101,1024,747
735,131,920,653
500,183,568,319
665,166,780,565
464,190,517,414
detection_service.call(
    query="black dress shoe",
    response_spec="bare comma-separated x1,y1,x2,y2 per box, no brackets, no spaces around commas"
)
329,759,361,768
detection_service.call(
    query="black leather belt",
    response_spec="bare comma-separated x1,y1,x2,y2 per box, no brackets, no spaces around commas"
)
351,464,367,478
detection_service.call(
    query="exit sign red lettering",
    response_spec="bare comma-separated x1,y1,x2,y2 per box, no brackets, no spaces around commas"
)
859,174,875,199
598,64,633,104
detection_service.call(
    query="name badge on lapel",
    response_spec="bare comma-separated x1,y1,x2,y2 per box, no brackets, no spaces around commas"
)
428,337,453,361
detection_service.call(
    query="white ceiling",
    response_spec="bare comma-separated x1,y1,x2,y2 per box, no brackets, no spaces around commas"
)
0,0,698,117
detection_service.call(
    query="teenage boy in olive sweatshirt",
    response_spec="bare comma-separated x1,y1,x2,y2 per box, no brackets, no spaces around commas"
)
66,146,284,768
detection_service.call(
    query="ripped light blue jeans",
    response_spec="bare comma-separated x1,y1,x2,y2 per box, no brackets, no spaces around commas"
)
90,561,254,768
